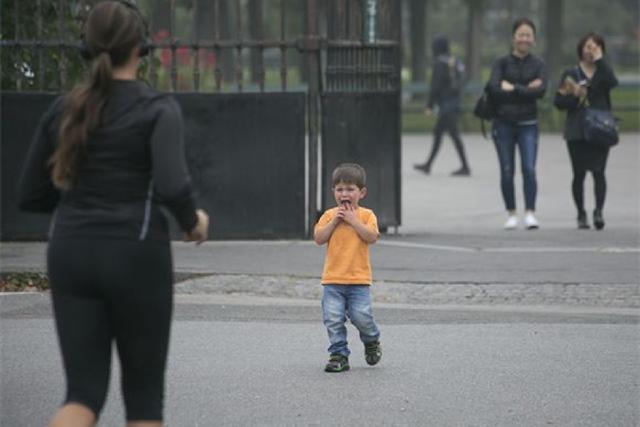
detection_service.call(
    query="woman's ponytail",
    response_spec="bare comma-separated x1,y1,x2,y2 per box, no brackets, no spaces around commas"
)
50,51,112,190
49,1,144,190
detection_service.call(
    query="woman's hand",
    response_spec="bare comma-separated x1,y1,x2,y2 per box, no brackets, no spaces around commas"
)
184,209,209,245
591,44,603,62
501,80,515,92
528,78,543,89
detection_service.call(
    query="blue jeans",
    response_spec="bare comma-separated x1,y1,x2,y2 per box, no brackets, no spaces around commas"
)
492,121,539,211
321,285,381,357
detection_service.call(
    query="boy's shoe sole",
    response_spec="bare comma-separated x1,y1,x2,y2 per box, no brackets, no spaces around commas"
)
324,364,350,373
325,355,350,372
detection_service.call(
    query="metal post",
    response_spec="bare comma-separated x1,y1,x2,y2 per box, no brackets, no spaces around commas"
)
306,0,320,235
213,0,223,91
363,0,378,44
14,0,22,91
279,1,287,91
170,0,177,91
192,0,200,91
235,0,243,92
57,0,67,90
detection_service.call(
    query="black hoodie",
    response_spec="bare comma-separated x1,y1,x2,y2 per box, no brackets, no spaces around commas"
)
427,36,465,113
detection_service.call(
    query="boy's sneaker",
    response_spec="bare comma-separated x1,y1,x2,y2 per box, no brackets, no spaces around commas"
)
325,354,350,373
364,341,382,366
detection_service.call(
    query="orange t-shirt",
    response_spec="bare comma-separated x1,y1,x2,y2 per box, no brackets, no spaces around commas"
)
315,206,379,285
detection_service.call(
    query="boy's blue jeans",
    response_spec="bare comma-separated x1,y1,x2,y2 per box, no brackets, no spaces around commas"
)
322,285,381,357
492,120,539,211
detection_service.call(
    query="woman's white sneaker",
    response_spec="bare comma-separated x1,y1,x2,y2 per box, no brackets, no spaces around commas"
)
524,213,539,229
503,216,519,230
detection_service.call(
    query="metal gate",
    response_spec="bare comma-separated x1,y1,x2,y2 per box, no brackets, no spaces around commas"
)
1,0,401,239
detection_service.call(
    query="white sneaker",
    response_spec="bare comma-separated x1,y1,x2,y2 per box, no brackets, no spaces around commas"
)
503,215,519,230
524,212,539,230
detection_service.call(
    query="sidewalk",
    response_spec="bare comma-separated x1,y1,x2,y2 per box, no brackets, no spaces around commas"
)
2,133,639,308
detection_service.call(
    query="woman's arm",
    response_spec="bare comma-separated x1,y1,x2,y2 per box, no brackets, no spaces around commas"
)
18,98,63,213
149,97,199,232
591,58,618,93
513,60,547,100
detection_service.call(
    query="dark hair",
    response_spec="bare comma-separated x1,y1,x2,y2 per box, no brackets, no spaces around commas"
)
432,35,450,56
49,1,148,190
577,32,606,59
332,163,367,189
512,18,536,36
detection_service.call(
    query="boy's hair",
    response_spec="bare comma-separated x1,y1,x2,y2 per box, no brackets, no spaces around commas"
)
332,163,366,188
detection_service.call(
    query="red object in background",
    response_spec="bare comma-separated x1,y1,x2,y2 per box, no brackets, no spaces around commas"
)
153,29,216,68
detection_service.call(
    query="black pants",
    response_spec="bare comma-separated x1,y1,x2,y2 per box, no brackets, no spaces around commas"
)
567,139,609,213
47,237,173,421
425,112,469,169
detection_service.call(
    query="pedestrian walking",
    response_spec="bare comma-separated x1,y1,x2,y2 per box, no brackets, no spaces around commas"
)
554,32,618,230
314,163,382,373
18,1,209,426
414,35,471,176
488,18,547,230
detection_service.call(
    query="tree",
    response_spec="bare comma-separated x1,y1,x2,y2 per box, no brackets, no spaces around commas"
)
544,0,563,85
465,0,484,83
409,0,427,86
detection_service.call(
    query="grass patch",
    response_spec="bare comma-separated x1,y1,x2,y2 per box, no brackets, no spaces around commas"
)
0,272,49,292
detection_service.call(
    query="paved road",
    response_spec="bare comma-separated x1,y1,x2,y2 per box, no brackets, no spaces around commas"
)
2,293,638,427
1,134,639,426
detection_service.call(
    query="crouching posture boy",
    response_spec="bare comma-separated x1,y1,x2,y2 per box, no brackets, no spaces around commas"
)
314,163,382,372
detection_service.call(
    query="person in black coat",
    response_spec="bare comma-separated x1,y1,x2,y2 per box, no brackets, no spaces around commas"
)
414,35,471,176
488,18,547,230
554,33,618,230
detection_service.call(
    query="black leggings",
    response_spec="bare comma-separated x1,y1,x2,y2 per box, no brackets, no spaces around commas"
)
425,112,469,169
47,238,173,421
567,139,609,212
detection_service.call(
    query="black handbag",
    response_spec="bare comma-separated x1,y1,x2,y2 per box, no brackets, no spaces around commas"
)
473,83,495,120
583,107,619,147
473,83,495,139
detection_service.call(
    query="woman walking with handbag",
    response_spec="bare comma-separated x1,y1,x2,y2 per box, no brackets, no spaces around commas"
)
18,1,209,425
554,33,618,230
488,18,547,230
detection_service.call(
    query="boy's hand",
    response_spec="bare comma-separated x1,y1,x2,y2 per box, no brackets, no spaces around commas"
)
341,203,358,225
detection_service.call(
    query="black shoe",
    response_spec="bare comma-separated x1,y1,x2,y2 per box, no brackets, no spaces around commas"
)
414,163,431,175
364,341,382,366
577,211,590,229
451,167,471,176
593,209,605,230
325,354,350,373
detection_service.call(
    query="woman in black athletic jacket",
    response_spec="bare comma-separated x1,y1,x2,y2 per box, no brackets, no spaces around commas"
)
18,2,209,426
554,32,618,230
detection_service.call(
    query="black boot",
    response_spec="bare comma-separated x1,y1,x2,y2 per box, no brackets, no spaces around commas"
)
451,166,471,176
593,209,605,230
414,162,431,175
577,211,590,229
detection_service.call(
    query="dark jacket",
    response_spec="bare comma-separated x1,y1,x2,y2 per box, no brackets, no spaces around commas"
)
488,53,547,123
18,80,198,242
427,36,465,114
553,59,618,141
427,55,465,114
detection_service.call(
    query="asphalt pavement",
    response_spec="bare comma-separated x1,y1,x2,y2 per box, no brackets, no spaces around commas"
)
1,133,639,426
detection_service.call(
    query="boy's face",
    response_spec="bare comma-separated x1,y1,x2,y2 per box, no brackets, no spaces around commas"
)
333,181,367,208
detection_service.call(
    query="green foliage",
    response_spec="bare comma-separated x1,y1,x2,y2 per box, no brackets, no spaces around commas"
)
0,273,49,292
1,0,88,91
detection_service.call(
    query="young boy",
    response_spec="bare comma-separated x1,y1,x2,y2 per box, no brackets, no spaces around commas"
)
314,163,382,373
